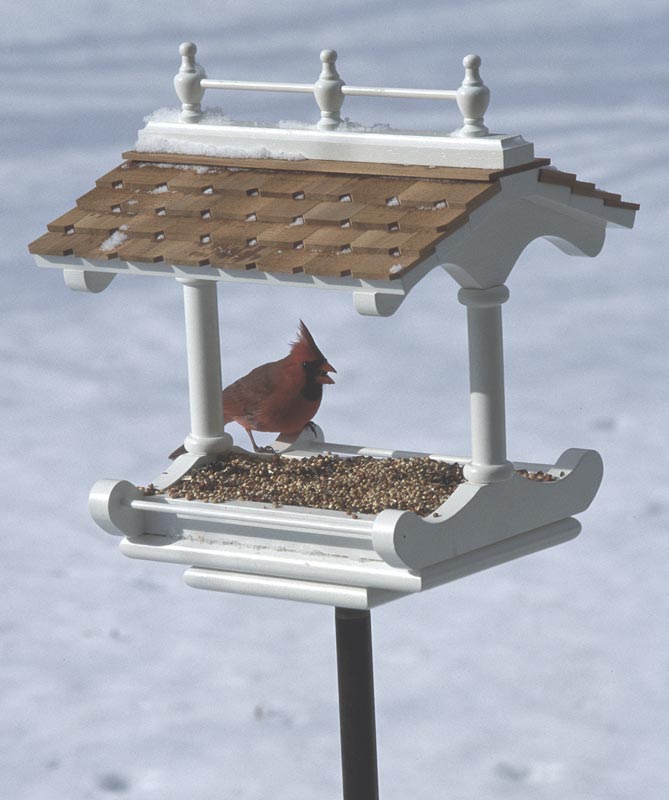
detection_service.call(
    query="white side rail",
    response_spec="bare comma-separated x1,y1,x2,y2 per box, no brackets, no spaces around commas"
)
174,43,490,137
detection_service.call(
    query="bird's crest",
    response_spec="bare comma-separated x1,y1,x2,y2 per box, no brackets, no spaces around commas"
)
290,320,327,363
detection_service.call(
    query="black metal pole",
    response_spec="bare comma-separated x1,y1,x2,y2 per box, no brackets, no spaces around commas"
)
335,607,380,800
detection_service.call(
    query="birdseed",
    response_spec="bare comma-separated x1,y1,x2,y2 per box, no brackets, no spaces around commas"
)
140,453,555,517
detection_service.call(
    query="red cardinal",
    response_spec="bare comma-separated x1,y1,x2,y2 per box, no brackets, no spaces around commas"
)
170,321,335,457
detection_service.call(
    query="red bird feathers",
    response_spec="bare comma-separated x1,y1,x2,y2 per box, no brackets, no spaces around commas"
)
170,321,335,457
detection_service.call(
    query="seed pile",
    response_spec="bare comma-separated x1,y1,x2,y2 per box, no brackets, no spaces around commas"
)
141,453,556,517
516,468,555,482
143,452,464,516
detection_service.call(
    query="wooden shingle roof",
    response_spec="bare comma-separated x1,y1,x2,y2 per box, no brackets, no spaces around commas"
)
29,153,557,282
29,152,639,286
536,168,639,210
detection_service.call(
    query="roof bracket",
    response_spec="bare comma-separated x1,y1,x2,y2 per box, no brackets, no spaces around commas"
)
64,269,116,293
353,289,406,317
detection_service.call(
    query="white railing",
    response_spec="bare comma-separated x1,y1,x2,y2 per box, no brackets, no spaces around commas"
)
174,43,491,138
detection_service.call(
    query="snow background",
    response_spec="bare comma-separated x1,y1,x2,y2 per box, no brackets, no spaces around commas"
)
2,0,668,797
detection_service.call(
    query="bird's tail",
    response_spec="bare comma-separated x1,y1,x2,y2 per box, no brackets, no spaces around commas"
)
168,444,187,460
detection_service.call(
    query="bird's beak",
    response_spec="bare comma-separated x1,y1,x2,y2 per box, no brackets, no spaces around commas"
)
319,362,336,384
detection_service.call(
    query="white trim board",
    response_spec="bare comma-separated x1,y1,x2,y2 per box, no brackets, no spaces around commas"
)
137,120,535,169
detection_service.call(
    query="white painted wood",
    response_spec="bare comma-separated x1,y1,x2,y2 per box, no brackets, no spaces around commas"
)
178,517,580,608
129,494,374,537
530,191,635,230
438,203,607,289
119,533,421,593
434,171,613,288
341,86,457,100
198,81,458,101
457,285,513,483
91,439,601,606
180,44,490,138
63,269,115,293
270,428,470,464
137,120,534,169
371,448,601,570
39,253,410,312
270,421,325,453
178,518,579,608
183,568,403,609
120,518,579,608
453,55,490,137
174,42,207,123
314,49,345,130
419,517,581,590
89,479,145,537
150,451,217,491
178,278,233,456
352,289,406,317
200,79,313,93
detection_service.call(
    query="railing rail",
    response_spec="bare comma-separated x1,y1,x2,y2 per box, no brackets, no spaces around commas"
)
173,44,490,137
200,79,314,94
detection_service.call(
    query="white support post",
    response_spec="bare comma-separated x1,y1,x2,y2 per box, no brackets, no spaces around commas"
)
178,278,233,456
458,285,513,483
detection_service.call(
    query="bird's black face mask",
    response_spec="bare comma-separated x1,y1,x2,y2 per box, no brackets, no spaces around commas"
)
301,359,335,400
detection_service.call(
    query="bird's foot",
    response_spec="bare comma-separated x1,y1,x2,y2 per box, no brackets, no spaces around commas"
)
254,444,277,454
247,430,276,455
305,421,318,435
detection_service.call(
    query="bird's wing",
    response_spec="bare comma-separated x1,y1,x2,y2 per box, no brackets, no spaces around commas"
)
222,361,280,425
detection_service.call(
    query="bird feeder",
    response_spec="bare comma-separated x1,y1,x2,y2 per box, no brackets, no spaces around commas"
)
30,43,638,605
29,43,638,799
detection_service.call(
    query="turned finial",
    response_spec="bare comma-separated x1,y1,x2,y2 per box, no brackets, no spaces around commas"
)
453,54,490,137
314,49,345,130
174,41,207,123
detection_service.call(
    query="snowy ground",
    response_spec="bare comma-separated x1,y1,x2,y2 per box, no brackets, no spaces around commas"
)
2,1,668,798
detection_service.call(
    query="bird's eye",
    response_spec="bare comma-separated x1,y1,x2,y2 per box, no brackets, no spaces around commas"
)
302,361,309,368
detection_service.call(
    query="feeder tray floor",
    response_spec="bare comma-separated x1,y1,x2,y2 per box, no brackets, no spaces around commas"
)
90,427,602,608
